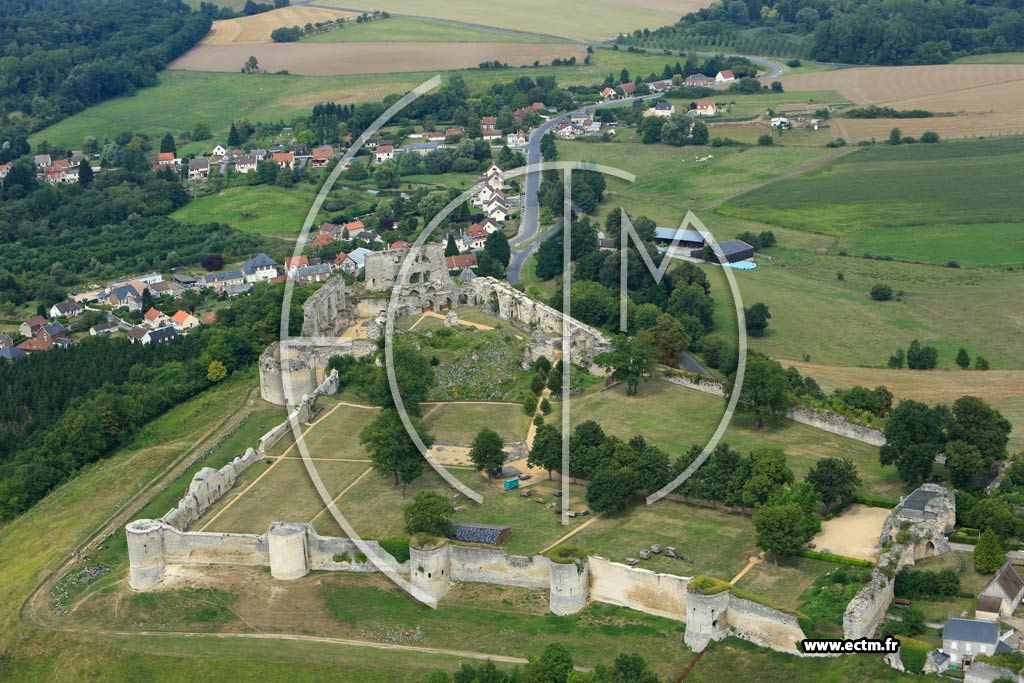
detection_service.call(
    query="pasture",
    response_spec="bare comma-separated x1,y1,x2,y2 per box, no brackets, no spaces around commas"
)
706,249,1024,369
557,138,835,226
171,184,319,237
303,16,550,43
718,136,1024,267
312,0,702,41
778,63,1024,139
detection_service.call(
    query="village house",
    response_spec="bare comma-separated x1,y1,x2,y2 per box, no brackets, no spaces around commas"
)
0,162,11,180
648,78,675,93
483,194,508,222
334,252,358,275
473,184,502,208
715,69,735,83
647,101,675,118
19,316,47,338
941,618,1012,666
0,332,12,348
462,222,491,250
211,144,228,158
311,145,334,168
17,338,51,353
242,253,278,283
284,255,310,279
107,284,142,311
143,308,170,329
1,346,28,362
480,116,497,131
49,299,83,319
692,100,717,117
188,157,210,180
506,130,528,148
127,326,148,344
446,126,465,138
149,281,183,298
250,148,267,161
513,102,546,125
34,154,52,168
375,145,395,163
684,73,712,87
356,230,382,243
402,142,439,157
619,82,637,97
346,247,374,270
203,269,245,292
273,151,295,169
234,155,258,174
390,239,410,250
36,321,67,345
976,563,1024,621
172,273,199,289
291,143,309,157
481,130,503,142
157,152,178,166
144,326,180,345
171,310,200,331
293,263,333,284
445,253,478,271
601,87,618,100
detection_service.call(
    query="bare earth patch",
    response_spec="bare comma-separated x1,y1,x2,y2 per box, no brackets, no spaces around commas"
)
170,42,588,76
201,7,358,45
811,504,890,561
779,64,1024,140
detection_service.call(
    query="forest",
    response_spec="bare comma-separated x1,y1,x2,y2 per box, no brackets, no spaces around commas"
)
0,281,311,522
619,0,1024,64
0,0,211,153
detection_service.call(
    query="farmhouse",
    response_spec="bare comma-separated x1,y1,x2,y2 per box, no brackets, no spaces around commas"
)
157,152,177,166
149,281,183,298
976,563,1024,621
715,69,735,83
311,145,334,167
619,82,637,97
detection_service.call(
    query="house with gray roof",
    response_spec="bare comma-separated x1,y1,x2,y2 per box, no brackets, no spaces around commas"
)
978,562,1024,620
0,347,28,362
941,618,1011,666
144,326,179,345
187,157,210,180
241,253,278,283
691,239,755,264
203,269,246,292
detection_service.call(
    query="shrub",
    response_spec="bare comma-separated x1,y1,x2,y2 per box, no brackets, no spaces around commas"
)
377,537,411,564
869,283,893,301
896,637,931,673
757,134,774,146
523,394,538,414
547,544,591,565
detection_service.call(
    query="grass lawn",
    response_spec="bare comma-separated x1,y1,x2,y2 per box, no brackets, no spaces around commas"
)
557,138,834,226
708,123,837,147
718,136,1024,268
171,184,320,237
705,248,1024,369
566,381,906,499
421,401,531,444
733,556,838,610
303,16,551,44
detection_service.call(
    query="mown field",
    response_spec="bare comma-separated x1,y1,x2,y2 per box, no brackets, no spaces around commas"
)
955,52,1024,64
719,136,1024,268
171,184,320,237
303,16,551,44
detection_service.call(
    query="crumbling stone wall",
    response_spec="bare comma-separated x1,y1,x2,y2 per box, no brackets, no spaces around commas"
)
787,406,886,447
301,275,354,337
161,448,260,530
448,544,550,588
364,244,451,292
260,340,373,406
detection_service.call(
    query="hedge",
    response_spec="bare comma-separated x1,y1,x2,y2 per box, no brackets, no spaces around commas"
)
852,494,898,509
377,537,411,564
798,550,874,567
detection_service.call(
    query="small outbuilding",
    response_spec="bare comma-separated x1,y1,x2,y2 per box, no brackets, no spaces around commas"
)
691,239,755,264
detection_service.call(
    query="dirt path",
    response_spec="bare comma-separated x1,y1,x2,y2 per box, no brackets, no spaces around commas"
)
539,513,601,553
410,310,495,331
729,556,762,584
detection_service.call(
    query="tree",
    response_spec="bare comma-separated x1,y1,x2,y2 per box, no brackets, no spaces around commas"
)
206,360,227,382
470,428,505,481
741,448,794,506
202,254,225,271
870,283,894,301
725,354,790,428
346,158,368,180
956,348,971,369
806,457,860,508
403,490,455,537
360,409,432,498
744,302,771,337
160,132,176,155
757,134,774,146
538,642,574,683
227,122,241,147
529,424,562,479
906,339,938,369
974,528,1005,574
370,343,435,416
546,369,562,394
640,313,689,367
691,120,709,145
920,131,940,143
770,80,784,92
975,356,990,370
523,394,538,414
595,334,656,396
445,234,459,257
192,121,212,141
952,396,1011,466
244,55,260,73
476,251,505,279
374,160,398,188
484,230,511,268
586,467,632,512
77,159,93,188
540,398,552,414
888,127,902,145
946,440,985,490
753,504,806,562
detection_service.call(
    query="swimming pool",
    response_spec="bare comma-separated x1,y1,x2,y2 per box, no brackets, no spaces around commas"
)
724,261,757,270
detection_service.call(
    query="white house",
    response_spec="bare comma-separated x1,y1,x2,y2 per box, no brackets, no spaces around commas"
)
241,253,278,283
941,618,1012,666
648,101,675,118
715,69,736,83
977,563,1024,621
234,155,258,173
211,144,228,157
507,130,528,148
375,145,394,163
188,157,210,180
692,101,717,117
170,310,200,331
49,300,84,319
601,87,618,100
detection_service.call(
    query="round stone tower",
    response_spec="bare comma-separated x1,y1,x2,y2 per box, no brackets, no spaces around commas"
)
126,519,167,591
684,587,732,651
548,558,590,615
267,522,309,580
409,539,451,603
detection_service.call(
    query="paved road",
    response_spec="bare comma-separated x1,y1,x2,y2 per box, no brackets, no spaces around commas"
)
678,351,713,377
949,541,1024,561
507,94,658,284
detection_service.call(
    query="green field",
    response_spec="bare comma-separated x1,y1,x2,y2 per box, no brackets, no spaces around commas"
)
718,137,1024,267
421,402,531,444
558,138,835,226
678,90,848,119
303,16,550,44
171,184,320,237
565,381,907,499
312,0,678,41
704,247,1024,369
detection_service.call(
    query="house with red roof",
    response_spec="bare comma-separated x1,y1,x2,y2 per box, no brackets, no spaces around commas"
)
311,145,334,167
480,116,497,131
715,69,735,83
171,310,200,330
445,253,478,270
273,151,295,169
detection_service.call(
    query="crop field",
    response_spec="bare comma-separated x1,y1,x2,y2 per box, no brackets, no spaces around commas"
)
171,184,320,237
312,0,703,41
201,7,358,45
565,381,906,499
719,137,1024,267
303,16,551,44
778,64,1024,139
955,52,1024,64
557,138,835,226
170,42,588,76
704,249,1024,369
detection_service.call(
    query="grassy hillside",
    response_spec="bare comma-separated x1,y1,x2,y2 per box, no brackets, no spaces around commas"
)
303,16,550,43
718,137,1024,267
171,184,320,238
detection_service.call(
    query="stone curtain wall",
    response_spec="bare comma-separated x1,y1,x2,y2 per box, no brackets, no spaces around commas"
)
726,596,806,654
661,375,725,397
448,545,550,589
787,406,886,447
588,556,691,621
